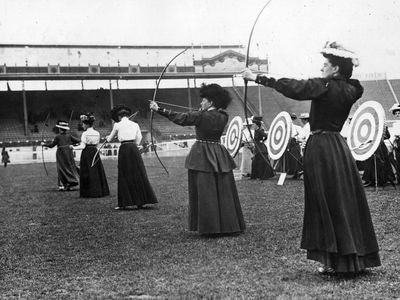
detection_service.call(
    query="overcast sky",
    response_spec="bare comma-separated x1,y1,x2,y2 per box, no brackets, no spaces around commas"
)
1,0,400,78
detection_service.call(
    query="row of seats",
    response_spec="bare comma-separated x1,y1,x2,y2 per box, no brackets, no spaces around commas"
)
1,81,400,144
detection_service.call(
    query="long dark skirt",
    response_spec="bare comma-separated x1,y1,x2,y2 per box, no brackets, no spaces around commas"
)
301,132,380,273
392,138,400,183
79,145,110,198
117,142,157,208
285,138,303,176
56,147,79,188
188,169,245,234
250,153,274,179
362,141,395,186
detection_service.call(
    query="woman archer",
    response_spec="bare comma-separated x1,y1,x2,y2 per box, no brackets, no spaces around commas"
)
150,83,246,235
242,41,381,276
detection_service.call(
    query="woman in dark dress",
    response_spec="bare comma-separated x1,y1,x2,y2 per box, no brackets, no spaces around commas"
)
250,117,275,180
106,105,157,210
362,126,395,187
42,120,80,191
1,147,10,167
76,113,109,198
389,104,400,184
285,113,303,178
243,41,381,275
150,83,245,235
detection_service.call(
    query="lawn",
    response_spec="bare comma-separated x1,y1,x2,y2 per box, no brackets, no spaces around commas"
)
0,156,399,299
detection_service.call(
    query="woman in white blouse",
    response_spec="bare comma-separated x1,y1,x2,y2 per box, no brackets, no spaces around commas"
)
107,105,157,210
77,113,109,198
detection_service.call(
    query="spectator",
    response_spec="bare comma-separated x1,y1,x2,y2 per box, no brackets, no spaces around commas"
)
250,117,274,180
2,147,10,167
389,103,400,183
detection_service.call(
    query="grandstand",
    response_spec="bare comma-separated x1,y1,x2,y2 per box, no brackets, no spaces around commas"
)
1,80,400,146
1,43,399,146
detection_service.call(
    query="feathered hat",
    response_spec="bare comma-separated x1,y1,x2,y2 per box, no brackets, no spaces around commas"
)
321,41,359,67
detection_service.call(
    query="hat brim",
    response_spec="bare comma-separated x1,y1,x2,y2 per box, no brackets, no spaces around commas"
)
56,125,70,130
389,104,400,113
321,48,359,67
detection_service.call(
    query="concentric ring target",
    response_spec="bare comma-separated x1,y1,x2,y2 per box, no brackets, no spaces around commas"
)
347,101,385,161
266,111,292,160
225,116,243,157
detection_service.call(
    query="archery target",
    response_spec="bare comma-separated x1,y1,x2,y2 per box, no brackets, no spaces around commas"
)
267,111,292,160
225,116,243,157
347,101,385,161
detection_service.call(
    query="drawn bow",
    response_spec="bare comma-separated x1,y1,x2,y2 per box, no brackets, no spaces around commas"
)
243,0,274,167
150,47,189,175
41,112,51,176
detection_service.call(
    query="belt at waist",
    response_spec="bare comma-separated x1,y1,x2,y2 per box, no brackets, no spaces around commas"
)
85,144,97,147
196,139,220,144
310,130,339,135
121,140,136,144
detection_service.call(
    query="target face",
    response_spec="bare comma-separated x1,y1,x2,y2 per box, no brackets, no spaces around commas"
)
266,111,292,160
225,116,243,157
347,101,385,161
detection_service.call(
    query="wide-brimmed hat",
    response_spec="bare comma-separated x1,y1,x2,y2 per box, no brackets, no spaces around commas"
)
321,41,359,67
111,105,132,122
299,112,309,119
389,103,400,114
55,120,70,130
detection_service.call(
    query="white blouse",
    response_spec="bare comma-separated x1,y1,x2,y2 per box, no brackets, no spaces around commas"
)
106,117,142,144
391,121,400,137
291,124,303,141
75,127,100,149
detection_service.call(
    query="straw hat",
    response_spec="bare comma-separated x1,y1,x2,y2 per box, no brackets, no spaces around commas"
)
55,120,70,130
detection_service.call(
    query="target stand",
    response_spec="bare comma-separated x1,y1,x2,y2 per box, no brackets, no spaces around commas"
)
266,111,293,185
347,101,386,191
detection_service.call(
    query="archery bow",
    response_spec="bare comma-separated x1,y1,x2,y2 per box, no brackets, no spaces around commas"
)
41,112,51,176
243,0,274,167
150,47,189,175
91,110,139,167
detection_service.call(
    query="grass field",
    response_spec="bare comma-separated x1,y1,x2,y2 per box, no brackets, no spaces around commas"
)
0,156,399,299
